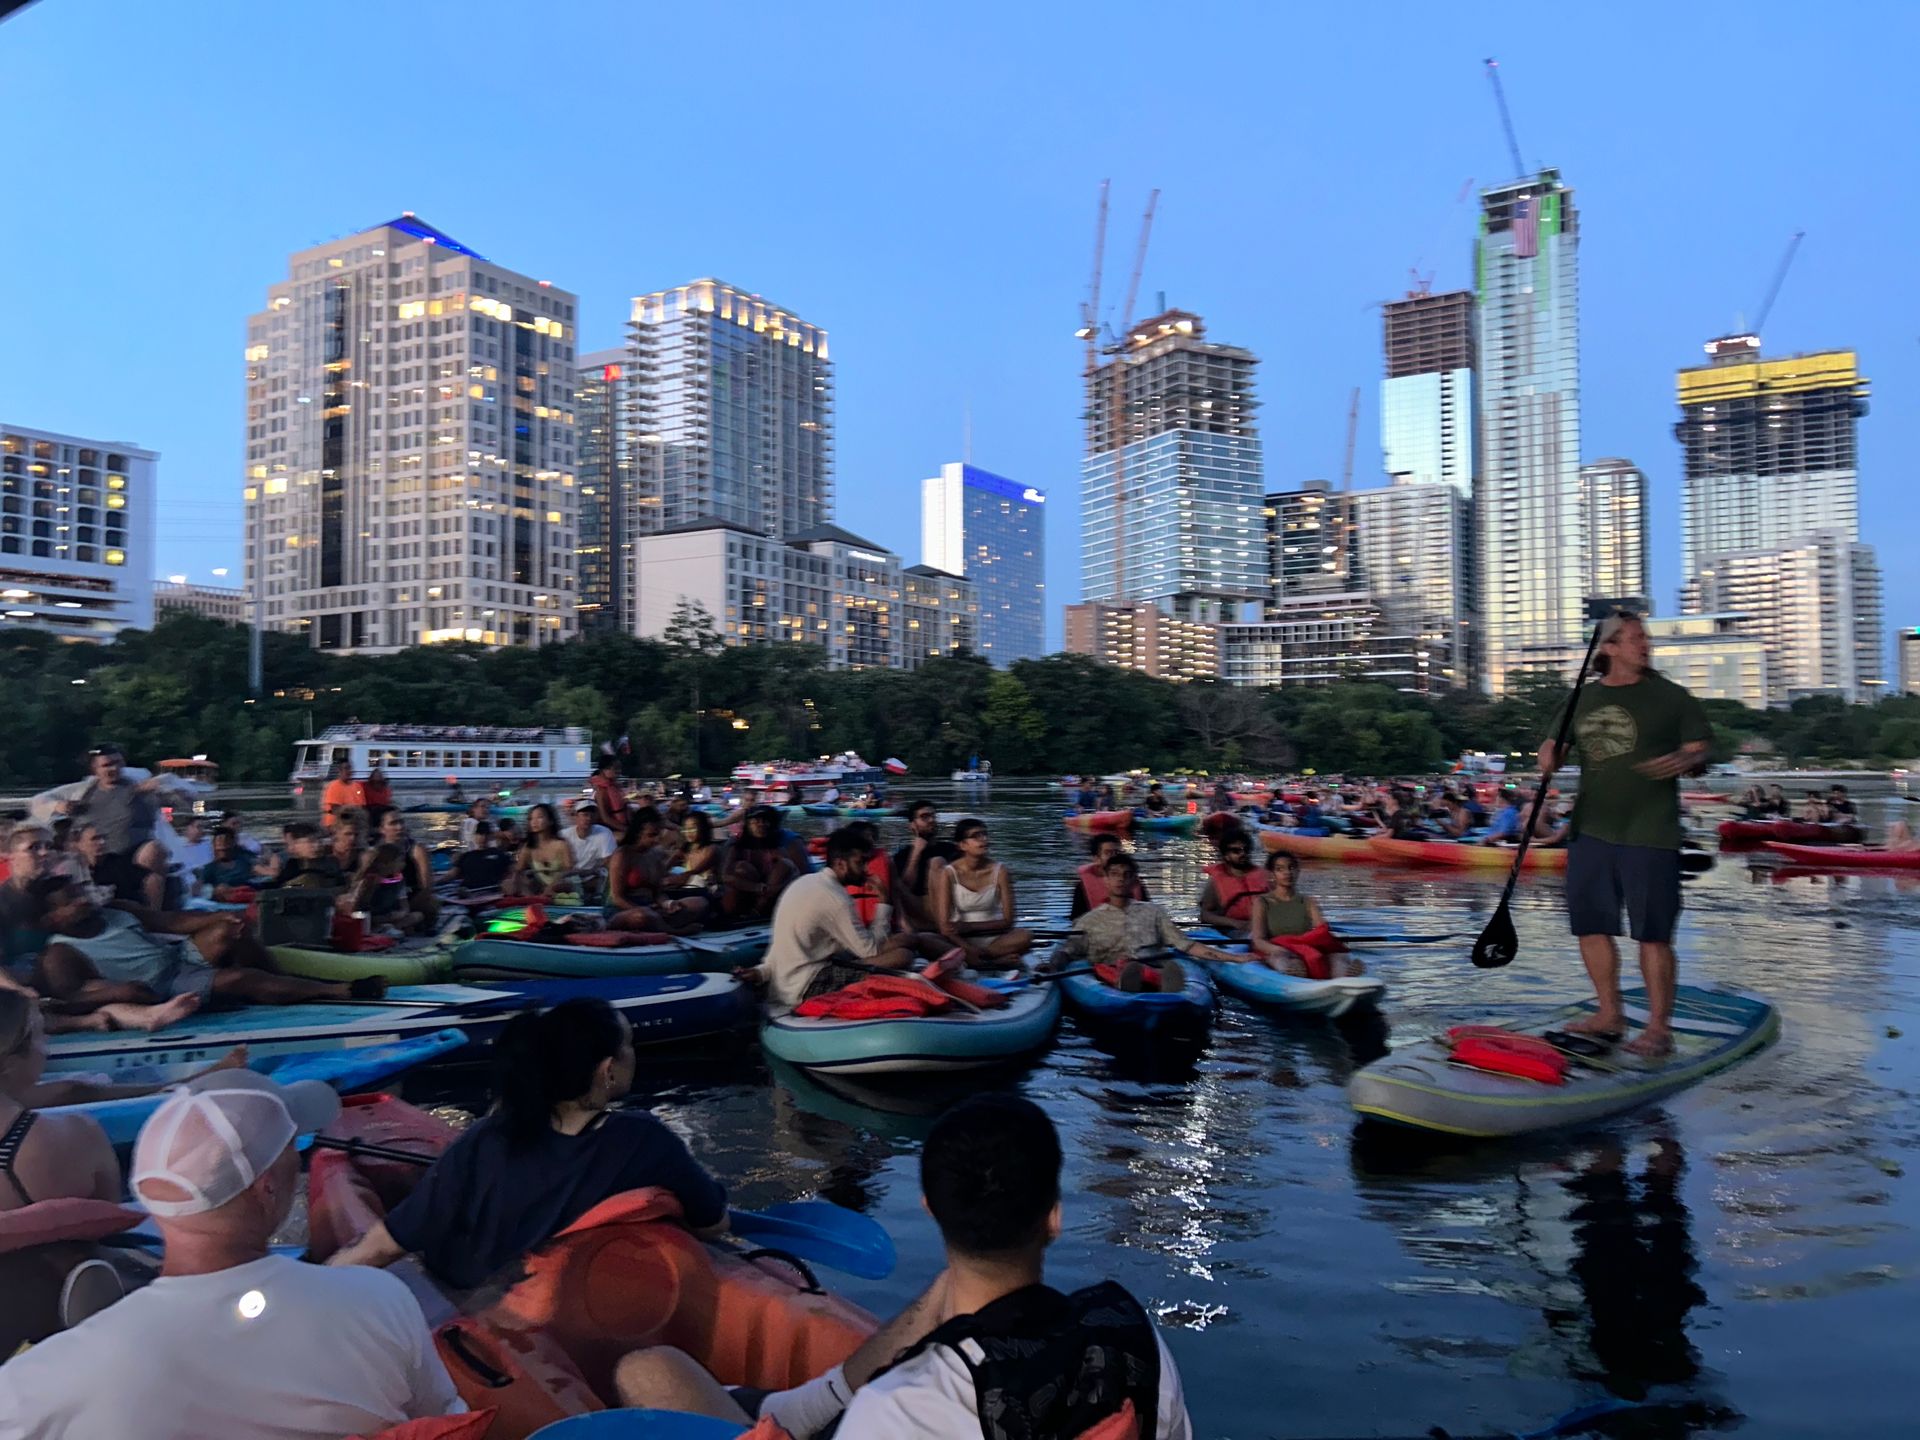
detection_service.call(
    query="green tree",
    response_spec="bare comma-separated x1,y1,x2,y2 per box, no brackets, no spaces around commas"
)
541,680,615,744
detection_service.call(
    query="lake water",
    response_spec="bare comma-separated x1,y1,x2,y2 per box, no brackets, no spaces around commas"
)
36,776,1920,1438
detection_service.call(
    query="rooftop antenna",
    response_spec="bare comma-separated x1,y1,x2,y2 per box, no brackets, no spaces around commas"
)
1483,58,1526,179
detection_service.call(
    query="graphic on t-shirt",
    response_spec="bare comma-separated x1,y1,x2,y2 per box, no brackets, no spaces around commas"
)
1579,704,1638,765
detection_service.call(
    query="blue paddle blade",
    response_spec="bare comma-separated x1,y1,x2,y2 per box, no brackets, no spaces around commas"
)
730,1200,897,1281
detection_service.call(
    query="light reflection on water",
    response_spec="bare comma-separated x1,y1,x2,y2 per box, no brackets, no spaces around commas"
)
209,780,1920,1435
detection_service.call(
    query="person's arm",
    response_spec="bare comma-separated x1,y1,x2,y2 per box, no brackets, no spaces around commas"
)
821,884,881,961
327,1218,410,1270
635,1116,729,1238
994,866,1016,929
757,1272,955,1439
1248,896,1275,957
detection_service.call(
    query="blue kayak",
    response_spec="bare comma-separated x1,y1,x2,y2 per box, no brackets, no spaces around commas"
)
59,1027,473,1145
1132,811,1199,831
449,926,771,980
1057,964,1214,1036
1198,956,1385,1017
762,975,1061,1075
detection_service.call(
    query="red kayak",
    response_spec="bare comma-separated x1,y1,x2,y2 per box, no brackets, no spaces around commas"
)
1717,818,1862,846
1064,810,1133,832
1763,841,1920,870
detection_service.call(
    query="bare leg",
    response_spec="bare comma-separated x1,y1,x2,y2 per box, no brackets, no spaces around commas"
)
1625,941,1677,1057
612,1347,751,1422
982,928,1033,964
209,968,360,1006
1567,934,1625,1035
36,950,158,1009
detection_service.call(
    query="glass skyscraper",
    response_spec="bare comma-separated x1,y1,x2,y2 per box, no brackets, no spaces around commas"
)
920,462,1045,664
1381,290,1473,494
1080,310,1264,621
1474,171,1582,695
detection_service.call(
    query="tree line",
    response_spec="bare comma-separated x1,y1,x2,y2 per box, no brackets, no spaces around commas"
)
2,607,1916,788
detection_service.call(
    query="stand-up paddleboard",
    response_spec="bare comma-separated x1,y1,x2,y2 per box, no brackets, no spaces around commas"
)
1349,983,1778,1138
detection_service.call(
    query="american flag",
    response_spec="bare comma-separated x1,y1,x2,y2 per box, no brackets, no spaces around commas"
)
1513,195,1538,259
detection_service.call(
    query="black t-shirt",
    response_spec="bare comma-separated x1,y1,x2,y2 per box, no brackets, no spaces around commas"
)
385,1109,728,1291
892,839,962,898
455,849,514,892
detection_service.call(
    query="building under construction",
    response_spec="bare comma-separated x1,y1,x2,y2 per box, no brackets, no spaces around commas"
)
1079,310,1265,621
1381,290,1474,493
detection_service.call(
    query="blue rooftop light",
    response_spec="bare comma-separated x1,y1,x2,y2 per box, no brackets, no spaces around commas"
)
378,215,486,260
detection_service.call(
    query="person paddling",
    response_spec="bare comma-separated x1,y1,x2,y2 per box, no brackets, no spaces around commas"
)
1538,610,1711,1059
1196,832,1266,937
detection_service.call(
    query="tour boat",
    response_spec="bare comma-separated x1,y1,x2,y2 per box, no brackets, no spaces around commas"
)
730,753,890,802
290,724,594,789
154,756,220,797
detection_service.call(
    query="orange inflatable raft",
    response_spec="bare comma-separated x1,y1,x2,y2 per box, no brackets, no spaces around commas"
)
307,1096,876,1440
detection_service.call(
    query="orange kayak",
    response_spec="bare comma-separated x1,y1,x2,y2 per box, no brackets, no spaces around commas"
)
1367,836,1569,872
1256,827,1377,863
308,1096,875,1439
1063,810,1133,832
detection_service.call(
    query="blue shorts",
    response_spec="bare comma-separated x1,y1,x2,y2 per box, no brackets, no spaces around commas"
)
1565,835,1682,945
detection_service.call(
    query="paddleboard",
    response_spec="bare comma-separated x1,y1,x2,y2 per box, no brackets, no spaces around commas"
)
1348,983,1778,1138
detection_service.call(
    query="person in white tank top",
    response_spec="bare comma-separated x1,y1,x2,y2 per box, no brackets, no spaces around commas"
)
934,819,1033,967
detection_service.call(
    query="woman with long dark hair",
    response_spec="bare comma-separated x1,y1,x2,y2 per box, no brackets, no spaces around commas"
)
507,803,573,898
326,998,727,1290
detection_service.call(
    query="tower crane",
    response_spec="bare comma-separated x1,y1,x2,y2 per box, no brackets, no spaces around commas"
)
1080,185,1158,603
1483,58,1526,179
1750,230,1806,339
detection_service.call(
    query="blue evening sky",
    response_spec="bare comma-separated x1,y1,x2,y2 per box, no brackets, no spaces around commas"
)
4,2,1915,655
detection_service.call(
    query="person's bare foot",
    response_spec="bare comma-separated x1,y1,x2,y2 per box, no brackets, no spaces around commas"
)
1623,1027,1674,1059
202,1044,249,1072
91,993,204,1033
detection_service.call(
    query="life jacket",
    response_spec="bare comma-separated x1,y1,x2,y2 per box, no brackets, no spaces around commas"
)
881,1281,1159,1440
1263,922,1342,980
848,850,894,926
1445,1025,1569,1085
1202,862,1268,923
1077,862,1145,912
1093,960,1170,990
794,974,957,1020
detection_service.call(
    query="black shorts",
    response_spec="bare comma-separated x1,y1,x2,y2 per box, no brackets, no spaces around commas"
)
1566,835,1682,944
799,954,872,1000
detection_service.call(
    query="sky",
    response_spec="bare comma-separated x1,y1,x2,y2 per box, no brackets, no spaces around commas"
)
4,1,1917,655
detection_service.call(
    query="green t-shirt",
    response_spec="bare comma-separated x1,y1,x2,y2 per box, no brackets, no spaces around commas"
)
1566,671,1712,849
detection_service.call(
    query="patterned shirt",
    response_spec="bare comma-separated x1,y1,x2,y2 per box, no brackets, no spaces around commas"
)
1069,901,1195,965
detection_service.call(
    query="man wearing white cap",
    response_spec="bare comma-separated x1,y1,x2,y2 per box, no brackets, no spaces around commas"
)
0,1072,463,1440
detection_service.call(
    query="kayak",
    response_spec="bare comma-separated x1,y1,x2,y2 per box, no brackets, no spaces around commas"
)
269,936,456,985
1198,955,1386,1017
1054,952,1214,1037
45,975,752,1078
307,1096,875,1440
1348,983,1779,1138
1680,790,1727,803
449,927,772,980
525,1414,746,1437
801,804,903,818
762,976,1062,1074
1762,841,1920,869
61,1026,472,1145
1063,810,1133,832
1717,818,1863,845
1256,827,1377,863
1367,836,1569,872
1132,811,1199,832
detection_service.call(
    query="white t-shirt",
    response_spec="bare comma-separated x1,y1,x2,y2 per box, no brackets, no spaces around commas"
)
764,868,877,1009
564,824,617,871
836,1330,1191,1440
0,1255,464,1440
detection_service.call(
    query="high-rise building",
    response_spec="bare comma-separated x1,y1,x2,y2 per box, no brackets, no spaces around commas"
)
1690,531,1883,702
626,279,831,542
574,348,632,633
1645,614,1769,708
1675,341,1867,578
1264,482,1353,609
902,565,979,670
1063,601,1219,682
243,216,578,653
1,425,155,640
1578,459,1649,608
1898,628,1920,697
1223,594,1439,692
154,581,246,625
1347,481,1471,690
920,463,1045,664
1474,171,1583,694
1082,310,1264,621
1381,290,1473,493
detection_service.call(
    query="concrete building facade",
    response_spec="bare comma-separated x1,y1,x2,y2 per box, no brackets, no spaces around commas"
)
1689,531,1883,703
1265,482,1352,608
0,425,155,641
1645,613,1769,709
1082,311,1264,620
902,565,979,670
626,279,831,541
154,581,246,626
1227,593,1442,693
1346,481,1471,691
1579,458,1649,608
920,462,1045,664
1381,289,1473,494
1063,601,1219,682
1475,171,1584,694
243,216,579,653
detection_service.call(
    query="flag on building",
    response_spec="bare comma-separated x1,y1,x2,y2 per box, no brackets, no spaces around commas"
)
1513,195,1538,259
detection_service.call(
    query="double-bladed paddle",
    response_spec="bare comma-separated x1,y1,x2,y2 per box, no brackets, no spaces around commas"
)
1471,621,1603,970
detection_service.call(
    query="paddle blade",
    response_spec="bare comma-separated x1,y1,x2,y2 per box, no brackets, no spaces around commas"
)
1470,903,1518,970
730,1200,897,1280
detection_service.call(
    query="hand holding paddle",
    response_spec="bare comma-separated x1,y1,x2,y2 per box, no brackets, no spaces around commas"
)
1471,621,1603,970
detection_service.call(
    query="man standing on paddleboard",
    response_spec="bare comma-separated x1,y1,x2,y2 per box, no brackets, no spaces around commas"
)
1538,610,1711,1059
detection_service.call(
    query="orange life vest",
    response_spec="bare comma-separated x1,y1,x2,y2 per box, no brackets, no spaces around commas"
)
1077,862,1146,911
1203,862,1269,923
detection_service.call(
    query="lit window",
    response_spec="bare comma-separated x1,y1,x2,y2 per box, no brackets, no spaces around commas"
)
105,494,126,510
105,549,125,565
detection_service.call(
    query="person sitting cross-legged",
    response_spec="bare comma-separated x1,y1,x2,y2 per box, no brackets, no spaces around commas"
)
1062,853,1238,993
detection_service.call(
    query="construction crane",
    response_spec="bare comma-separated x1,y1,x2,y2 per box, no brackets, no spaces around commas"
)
1336,386,1361,579
1483,58,1525,180
1081,186,1158,603
1750,230,1806,338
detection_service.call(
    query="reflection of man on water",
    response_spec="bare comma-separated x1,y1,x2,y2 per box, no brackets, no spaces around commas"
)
1559,1134,1703,1398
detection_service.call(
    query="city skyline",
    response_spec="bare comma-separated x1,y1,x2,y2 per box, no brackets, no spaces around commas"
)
3,5,1916,660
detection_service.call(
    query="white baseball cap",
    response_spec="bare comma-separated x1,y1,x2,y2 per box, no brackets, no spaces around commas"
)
131,1071,340,1218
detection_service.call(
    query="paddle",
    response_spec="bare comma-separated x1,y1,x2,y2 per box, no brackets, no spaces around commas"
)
1471,620,1604,971
305,1138,896,1278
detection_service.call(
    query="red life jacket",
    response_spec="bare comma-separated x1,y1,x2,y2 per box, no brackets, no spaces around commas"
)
1203,862,1269,923
794,974,956,1020
1078,862,1146,911
1445,1025,1570,1085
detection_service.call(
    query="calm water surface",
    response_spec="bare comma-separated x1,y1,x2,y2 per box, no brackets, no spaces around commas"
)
126,780,1920,1436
